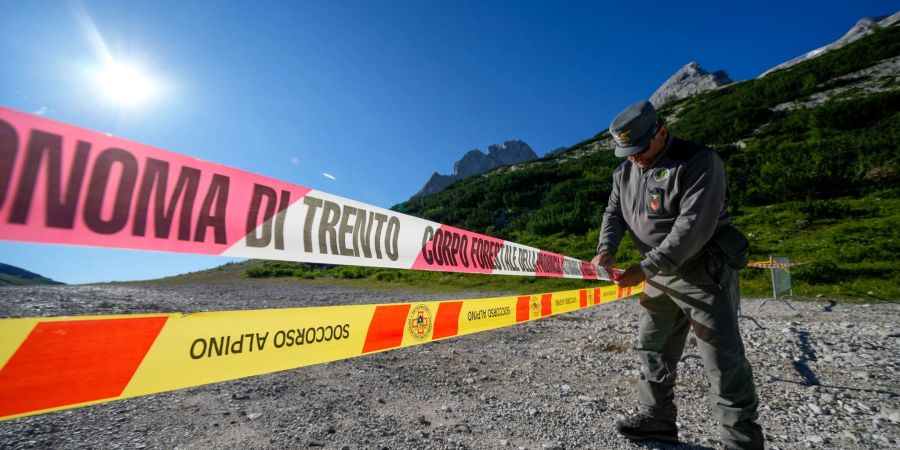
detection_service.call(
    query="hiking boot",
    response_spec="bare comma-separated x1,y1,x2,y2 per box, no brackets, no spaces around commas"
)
615,414,678,444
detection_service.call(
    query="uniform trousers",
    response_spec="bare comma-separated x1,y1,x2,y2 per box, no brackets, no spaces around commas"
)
636,254,764,449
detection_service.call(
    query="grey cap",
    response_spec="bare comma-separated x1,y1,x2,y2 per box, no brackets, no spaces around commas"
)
609,100,659,157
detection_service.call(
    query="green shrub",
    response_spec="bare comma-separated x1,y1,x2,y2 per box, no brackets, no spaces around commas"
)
372,270,400,282
335,266,373,279
247,267,295,277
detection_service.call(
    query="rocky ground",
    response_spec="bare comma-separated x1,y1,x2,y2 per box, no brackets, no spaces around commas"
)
0,279,898,449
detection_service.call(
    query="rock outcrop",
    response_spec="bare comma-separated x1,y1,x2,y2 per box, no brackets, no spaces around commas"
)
411,140,537,199
759,12,900,78
650,61,733,107
415,172,459,198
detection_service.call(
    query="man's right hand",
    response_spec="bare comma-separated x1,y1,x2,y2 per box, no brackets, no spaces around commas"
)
591,251,615,269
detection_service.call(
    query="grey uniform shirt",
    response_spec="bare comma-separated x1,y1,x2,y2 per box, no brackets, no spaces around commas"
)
597,135,731,276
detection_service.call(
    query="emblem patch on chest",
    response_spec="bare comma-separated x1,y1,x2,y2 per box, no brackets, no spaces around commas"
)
648,188,665,216
654,168,670,181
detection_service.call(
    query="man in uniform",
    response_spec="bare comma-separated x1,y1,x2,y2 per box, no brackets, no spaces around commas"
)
592,100,764,449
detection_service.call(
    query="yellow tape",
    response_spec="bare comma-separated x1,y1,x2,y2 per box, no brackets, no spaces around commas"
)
0,283,642,421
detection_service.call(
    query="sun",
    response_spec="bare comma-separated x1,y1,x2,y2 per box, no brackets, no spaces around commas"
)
95,62,158,106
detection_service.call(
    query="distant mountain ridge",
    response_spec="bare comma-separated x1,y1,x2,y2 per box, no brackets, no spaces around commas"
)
650,12,900,107
0,263,63,286
408,14,900,200
760,12,900,78
411,140,537,199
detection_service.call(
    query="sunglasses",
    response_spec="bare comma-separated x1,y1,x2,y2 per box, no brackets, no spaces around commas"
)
629,124,661,157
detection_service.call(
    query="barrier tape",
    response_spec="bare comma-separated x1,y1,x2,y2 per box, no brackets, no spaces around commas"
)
0,107,640,420
0,283,642,421
747,261,808,269
0,106,615,280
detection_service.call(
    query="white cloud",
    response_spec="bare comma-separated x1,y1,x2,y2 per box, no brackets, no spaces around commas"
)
322,172,336,180
290,157,300,165
33,106,47,115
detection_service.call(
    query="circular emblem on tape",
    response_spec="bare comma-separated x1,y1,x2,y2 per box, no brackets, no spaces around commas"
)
529,295,542,319
407,304,433,341
654,168,670,182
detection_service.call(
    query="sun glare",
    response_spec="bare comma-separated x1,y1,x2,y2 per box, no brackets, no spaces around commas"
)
95,62,158,106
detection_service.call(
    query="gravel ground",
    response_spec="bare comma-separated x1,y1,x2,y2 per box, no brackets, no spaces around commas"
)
1,279,898,449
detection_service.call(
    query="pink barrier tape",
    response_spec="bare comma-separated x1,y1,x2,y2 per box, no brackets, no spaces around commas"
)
0,107,615,280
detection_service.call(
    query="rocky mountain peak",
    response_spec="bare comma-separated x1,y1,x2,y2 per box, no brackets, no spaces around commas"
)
454,149,496,178
650,61,733,107
486,140,536,165
412,140,537,199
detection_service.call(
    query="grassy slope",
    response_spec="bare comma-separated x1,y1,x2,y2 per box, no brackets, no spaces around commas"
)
734,195,899,300
116,260,264,286
0,263,64,286
0,273,58,286
186,25,900,302
235,193,898,300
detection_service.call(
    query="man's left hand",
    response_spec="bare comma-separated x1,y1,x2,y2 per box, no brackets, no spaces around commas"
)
613,264,646,287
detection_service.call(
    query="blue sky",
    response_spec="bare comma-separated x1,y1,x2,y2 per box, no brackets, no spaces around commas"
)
0,0,894,284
